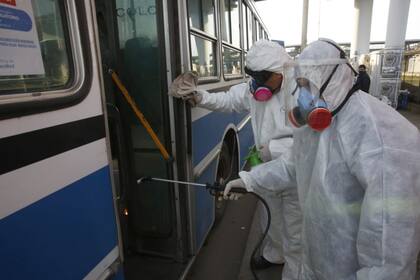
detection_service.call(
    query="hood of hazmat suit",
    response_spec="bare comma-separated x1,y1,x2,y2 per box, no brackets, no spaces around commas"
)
198,39,296,148
196,40,302,279
294,39,354,112
239,39,420,280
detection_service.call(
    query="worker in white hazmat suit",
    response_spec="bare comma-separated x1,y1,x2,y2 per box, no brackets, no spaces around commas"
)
169,40,302,279
224,38,420,279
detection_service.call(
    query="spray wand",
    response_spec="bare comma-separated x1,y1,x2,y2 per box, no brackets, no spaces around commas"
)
137,146,270,280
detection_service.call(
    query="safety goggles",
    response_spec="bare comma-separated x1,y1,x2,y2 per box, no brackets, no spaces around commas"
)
244,67,273,85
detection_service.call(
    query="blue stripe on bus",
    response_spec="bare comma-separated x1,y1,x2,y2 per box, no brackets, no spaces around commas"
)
194,160,218,249
192,111,248,166
191,110,253,251
0,166,118,280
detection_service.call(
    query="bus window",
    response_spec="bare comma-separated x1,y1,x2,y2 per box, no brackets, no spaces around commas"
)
188,0,218,78
0,0,71,95
190,35,217,77
253,17,257,43
221,0,240,48
188,0,216,37
247,8,253,48
255,21,259,40
230,0,240,47
221,0,230,43
223,47,241,76
242,3,248,50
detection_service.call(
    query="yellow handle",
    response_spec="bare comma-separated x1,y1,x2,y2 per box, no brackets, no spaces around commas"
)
109,70,171,161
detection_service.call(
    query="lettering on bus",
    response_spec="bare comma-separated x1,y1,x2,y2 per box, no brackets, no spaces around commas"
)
116,6,156,17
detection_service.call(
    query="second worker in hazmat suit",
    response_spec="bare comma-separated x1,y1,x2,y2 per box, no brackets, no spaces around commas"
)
169,40,302,279
224,39,420,279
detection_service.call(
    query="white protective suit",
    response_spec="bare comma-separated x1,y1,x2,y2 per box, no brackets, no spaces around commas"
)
239,40,420,279
197,40,302,279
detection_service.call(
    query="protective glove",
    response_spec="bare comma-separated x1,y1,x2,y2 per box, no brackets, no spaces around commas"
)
186,92,203,107
258,144,271,162
223,178,247,200
168,71,202,106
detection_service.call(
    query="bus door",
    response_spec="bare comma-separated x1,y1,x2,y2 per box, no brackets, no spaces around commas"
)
94,0,189,270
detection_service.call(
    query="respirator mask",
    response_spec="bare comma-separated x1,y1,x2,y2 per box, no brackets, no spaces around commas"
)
245,67,281,102
288,39,358,132
288,77,332,132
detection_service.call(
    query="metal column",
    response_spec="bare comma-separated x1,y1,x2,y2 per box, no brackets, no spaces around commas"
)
301,0,309,50
385,0,411,49
370,0,411,108
350,0,373,65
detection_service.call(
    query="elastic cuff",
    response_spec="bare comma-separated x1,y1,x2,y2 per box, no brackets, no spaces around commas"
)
239,171,256,192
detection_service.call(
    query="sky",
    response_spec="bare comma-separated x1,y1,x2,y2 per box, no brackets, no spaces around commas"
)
255,0,420,46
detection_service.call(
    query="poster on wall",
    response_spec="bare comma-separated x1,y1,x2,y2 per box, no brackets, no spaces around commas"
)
0,0,45,76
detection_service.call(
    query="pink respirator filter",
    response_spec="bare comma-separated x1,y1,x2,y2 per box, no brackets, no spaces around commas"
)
253,87,273,102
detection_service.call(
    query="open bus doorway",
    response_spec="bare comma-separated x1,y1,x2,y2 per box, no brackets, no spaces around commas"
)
94,1,189,279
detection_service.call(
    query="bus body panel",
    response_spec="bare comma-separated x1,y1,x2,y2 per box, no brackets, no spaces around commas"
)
191,109,254,249
0,1,122,279
193,161,218,249
0,166,118,280
0,0,268,277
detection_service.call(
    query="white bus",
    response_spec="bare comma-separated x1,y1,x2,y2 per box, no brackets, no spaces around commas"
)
0,0,269,279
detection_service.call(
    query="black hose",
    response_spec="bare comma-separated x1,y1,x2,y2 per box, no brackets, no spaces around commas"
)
140,179,271,280
248,192,271,280
207,186,271,280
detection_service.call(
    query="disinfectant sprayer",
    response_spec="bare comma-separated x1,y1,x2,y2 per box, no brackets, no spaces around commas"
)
137,148,270,280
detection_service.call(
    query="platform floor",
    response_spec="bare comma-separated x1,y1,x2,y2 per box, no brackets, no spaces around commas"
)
187,102,420,280
400,102,420,129
185,195,258,280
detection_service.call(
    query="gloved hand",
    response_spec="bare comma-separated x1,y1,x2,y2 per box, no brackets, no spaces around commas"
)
168,71,202,106
223,178,247,200
259,144,271,162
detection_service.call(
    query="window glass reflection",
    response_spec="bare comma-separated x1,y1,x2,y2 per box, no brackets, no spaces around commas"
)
188,0,216,36
230,0,240,47
221,0,239,47
253,18,257,43
221,0,230,42
223,47,241,75
191,35,217,77
242,3,248,50
0,0,71,94
115,0,165,141
247,11,253,48
116,0,158,49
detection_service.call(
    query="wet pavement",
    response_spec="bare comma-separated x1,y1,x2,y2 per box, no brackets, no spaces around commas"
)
401,103,420,280
186,195,258,280
238,202,283,280
400,102,420,129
